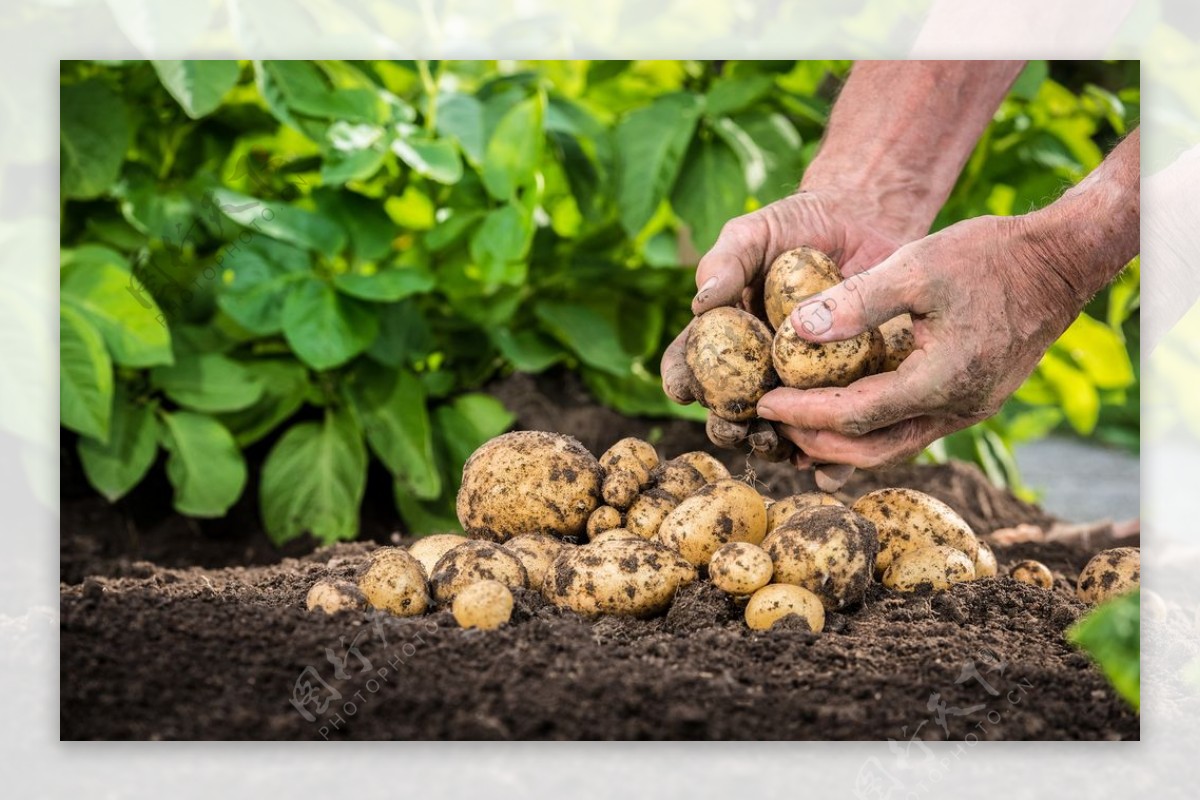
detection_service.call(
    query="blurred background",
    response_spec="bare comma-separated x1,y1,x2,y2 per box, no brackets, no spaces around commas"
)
59,59,1140,552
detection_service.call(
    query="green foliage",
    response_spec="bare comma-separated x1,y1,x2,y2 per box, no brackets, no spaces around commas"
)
1068,590,1140,711
59,59,1138,543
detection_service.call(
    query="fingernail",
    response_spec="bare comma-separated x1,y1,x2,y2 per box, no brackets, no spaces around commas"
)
757,402,777,420
694,276,717,300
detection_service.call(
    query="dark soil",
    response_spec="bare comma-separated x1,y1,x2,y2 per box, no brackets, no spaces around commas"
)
60,372,1139,740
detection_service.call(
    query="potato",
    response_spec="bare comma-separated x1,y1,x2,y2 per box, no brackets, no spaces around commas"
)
773,314,884,390
451,580,514,630
504,534,566,592
973,540,998,579
1077,547,1140,604
650,459,708,501
685,307,779,421
545,539,698,617
763,246,842,330
407,533,469,577
852,488,979,575
673,451,731,484
358,548,430,616
306,580,367,614
429,541,529,604
744,584,826,632
586,505,623,539
456,431,602,542
625,489,678,539
589,528,644,546
762,506,878,610
709,542,774,596
766,492,843,532
882,545,976,592
1010,559,1053,589
656,479,768,566
600,437,658,509
880,314,916,372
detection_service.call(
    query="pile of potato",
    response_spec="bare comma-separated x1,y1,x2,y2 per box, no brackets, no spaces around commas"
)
306,430,1141,632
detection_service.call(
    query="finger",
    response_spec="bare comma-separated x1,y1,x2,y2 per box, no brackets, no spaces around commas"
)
776,418,946,470
787,250,928,343
692,215,768,314
747,420,794,463
814,463,855,493
661,321,696,403
707,414,750,450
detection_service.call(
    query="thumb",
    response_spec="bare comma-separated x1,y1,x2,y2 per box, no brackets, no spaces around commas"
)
788,250,927,343
691,216,770,314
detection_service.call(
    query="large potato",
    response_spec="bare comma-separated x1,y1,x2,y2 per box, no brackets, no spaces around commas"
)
852,488,979,575
1077,547,1140,604
879,314,916,372
358,548,430,616
882,545,976,592
673,451,731,484
408,533,469,576
766,492,843,532
709,542,774,596
773,314,884,390
744,584,826,632
429,541,529,604
456,431,602,542
685,307,778,422
763,246,842,330
625,489,678,539
762,506,878,610
545,539,698,617
504,534,567,592
656,479,768,566
600,437,658,509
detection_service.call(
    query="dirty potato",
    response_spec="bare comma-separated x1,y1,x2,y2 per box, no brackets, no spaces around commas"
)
600,437,659,509
1010,559,1054,589
773,314,884,390
766,492,844,532
709,542,774,595
656,479,769,566
852,488,979,575
358,548,430,616
762,246,842,330
882,545,976,592
744,584,826,632
762,506,878,610
456,431,602,542
407,533,469,576
973,540,999,579
589,528,644,545
504,534,566,592
306,579,367,614
586,505,623,539
1077,547,1140,604
879,314,916,372
545,539,698,617
429,541,529,604
625,489,679,540
673,451,731,484
685,307,779,422
451,580,514,630
650,459,708,501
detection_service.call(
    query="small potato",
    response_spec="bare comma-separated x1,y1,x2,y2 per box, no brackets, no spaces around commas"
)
852,488,979,575
685,307,779,422
625,489,678,539
657,479,769,566
709,542,774,595
773,314,884,390
600,437,658,508
762,246,842,330
879,314,916,372
673,451,731,484
429,541,529,604
650,459,708,501
586,505,623,538
306,580,367,614
456,431,602,542
1077,547,1140,604
545,539,698,616
1010,559,1053,589
408,533,469,576
589,528,643,545
744,584,826,632
451,580,514,630
762,506,878,610
358,548,430,616
766,492,844,532
882,545,976,592
504,534,566,592
973,540,998,579
601,471,642,509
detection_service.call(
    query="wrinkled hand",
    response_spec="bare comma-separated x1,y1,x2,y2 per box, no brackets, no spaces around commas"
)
756,214,1079,468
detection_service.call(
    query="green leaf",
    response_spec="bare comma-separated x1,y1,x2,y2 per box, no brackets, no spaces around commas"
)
312,188,396,263
115,170,196,240
616,92,702,236
367,300,434,367
334,265,435,302
346,364,440,499
671,136,747,252
159,411,247,517
61,79,129,200
61,257,173,368
482,95,544,200
216,359,309,447
436,92,486,165
469,205,533,286
704,73,776,117
584,368,708,421
78,391,158,501
1038,351,1100,434
491,327,564,372
435,393,515,468
1068,590,1140,711
735,111,802,203
255,61,381,130
1056,313,1135,390
534,299,633,376
209,188,347,259
260,408,366,545
60,304,114,441
711,116,767,194
215,247,306,336
1011,60,1049,101
392,136,463,184
282,278,380,370
151,60,241,119
151,352,264,413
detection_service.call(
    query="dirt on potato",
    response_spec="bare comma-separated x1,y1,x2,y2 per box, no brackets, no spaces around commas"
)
60,371,1138,741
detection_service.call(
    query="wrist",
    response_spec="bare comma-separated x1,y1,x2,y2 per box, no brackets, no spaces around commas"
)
799,160,943,245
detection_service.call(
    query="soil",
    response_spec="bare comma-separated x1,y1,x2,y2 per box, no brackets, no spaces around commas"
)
60,372,1140,740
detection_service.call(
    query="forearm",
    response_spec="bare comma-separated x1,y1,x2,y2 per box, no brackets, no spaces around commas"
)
800,60,1025,242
